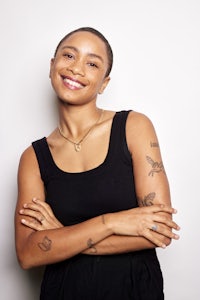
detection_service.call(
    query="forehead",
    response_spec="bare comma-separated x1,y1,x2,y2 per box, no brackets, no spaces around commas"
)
58,31,108,60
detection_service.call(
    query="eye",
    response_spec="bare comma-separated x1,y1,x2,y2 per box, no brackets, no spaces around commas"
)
63,53,74,60
88,62,98,68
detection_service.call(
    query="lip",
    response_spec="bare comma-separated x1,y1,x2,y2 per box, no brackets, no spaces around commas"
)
61,75,85,90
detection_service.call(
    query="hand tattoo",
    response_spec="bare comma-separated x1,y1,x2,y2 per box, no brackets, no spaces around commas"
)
38,236,52,252
138,192,156,206
146,155,165,177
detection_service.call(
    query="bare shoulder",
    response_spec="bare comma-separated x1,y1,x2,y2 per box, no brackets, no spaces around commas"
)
126,111,159,152
127,111,157,137
18,145,40,177
127,110,155,130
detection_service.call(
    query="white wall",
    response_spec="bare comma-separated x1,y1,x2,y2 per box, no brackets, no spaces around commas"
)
1,0,199,299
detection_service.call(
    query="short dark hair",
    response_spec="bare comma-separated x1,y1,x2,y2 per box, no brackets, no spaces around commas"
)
54,27,113,77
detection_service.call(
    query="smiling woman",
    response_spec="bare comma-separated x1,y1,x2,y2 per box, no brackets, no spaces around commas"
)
15,27,180,300
50,29,111,106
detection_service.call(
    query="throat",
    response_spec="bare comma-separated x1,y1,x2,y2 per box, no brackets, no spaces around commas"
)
58,109,104,152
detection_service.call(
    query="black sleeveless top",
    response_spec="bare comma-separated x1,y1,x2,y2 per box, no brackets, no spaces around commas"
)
32,111,164,300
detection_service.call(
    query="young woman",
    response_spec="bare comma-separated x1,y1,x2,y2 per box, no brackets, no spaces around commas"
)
15,27,180,299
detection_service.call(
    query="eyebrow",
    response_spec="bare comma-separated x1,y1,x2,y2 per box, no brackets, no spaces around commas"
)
60,45,104,62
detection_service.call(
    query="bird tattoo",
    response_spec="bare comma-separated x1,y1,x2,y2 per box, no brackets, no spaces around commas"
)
146,156,165,177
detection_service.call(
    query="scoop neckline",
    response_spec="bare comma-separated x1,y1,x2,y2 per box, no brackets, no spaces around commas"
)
43,112,118,176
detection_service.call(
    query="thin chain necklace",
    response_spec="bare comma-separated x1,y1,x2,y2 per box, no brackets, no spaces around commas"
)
58,109,104,152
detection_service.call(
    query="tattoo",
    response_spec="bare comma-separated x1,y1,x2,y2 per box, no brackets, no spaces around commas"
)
101,214,105,225
146,155,165,177
138,192,156,206
150,141,159,148
38,236,52,252
87,238,97,254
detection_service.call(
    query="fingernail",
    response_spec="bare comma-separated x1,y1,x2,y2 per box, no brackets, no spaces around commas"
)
23,203,27,208
21,219,26,224
162,244,166,249
32,197,37,202
19,209,24,214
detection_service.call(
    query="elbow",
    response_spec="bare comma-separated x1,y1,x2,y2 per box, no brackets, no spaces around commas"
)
16,248,35,270
17,253,33,270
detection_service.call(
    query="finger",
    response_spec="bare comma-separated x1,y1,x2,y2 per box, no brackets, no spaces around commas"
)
150,223,180,240
150,204,177,215
143,228,167,248
19,208,44,223
32,198,54,216
23,202,51,220
32,198,57,221
21,218,44,231
32,198,63,228
153,214,180,231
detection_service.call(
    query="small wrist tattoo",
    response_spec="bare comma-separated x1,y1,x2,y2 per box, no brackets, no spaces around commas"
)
87,238,97,254
101,214,105,225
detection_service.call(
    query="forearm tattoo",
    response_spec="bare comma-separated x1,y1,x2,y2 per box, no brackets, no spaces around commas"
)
146,155,165,177
38,236,52,252
87,238,97,254
101,214,105,225
138,192,156,207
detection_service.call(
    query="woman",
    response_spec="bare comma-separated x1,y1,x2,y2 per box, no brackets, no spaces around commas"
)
15,27,180,299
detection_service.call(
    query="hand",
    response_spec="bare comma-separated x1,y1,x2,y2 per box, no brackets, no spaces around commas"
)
106,204,180,248
19,198,63,231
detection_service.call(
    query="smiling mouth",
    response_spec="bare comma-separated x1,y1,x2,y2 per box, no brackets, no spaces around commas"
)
61,76,85,89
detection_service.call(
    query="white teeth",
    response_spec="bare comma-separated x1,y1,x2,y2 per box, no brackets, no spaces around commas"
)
63,78,83,88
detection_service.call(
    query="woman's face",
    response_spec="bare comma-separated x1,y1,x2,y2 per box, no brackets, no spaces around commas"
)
50,31,110,105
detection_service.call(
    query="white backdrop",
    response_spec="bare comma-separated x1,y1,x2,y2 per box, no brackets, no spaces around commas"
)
1,0,199,299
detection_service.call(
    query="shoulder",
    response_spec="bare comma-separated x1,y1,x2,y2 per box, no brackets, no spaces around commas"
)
18,144,40,177
20,145,36,162
126,111,158,153
127,110,156,134
127,110,153,125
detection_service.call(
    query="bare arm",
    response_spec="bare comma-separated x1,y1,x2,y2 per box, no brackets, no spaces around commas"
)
15,147,113,269
15,140,179,269
83,111,179,255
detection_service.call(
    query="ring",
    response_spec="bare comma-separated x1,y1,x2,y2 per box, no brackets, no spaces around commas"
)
151,224,157,231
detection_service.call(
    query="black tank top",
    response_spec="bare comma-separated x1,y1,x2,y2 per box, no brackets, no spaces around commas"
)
32,110,164,300
32,110,138,225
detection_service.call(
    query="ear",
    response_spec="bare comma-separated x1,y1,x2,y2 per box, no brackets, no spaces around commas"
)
98,76,110,94
49,58,55,78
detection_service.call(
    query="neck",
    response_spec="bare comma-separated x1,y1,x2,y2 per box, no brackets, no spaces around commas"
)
58,103,102,139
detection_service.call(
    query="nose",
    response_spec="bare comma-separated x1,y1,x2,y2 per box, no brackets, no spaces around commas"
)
68,60,84,76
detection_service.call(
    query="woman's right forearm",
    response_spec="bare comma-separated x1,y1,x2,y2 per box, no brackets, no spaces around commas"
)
17,215,112,269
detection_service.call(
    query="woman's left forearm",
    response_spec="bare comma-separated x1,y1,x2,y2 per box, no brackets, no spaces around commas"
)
82,233,171,255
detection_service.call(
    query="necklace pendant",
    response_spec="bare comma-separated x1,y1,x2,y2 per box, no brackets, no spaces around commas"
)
74,143,81,152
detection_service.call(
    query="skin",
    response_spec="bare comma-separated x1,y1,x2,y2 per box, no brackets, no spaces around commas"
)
15,30,180,269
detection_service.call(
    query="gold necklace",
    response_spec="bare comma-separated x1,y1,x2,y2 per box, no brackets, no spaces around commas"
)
58,109,104,152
